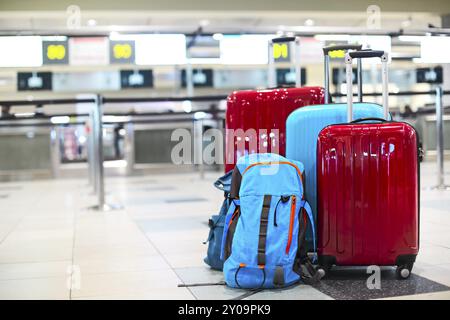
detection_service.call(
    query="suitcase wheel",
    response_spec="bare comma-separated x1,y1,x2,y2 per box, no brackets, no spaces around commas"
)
316,265,332,279
396,264,413,280
317,256,335,279
315,267,327,280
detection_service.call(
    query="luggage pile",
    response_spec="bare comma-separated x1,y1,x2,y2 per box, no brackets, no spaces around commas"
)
204,37,420,289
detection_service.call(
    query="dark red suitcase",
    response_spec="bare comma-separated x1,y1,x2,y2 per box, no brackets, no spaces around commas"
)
224,37,325,172
316,50,419,279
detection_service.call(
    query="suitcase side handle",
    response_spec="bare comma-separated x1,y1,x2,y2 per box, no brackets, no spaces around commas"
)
345,50,389,122
350,117,388,124
268,36,301,88
323,45,362,104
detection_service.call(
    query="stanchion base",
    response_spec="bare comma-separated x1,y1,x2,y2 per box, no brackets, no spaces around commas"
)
430,184,450,191
88,203,124,211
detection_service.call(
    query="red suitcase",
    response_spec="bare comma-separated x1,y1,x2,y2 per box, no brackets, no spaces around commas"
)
317,50,419,279
224,37,325,172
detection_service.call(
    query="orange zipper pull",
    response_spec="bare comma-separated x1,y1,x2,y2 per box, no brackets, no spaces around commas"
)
285,195,296,254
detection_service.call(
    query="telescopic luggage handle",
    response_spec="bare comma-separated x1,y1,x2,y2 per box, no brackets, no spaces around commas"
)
348,50,385,59
323,44,362,104
271,37,297,43
345,50,389,122
268,36,301,88
323,44,362,55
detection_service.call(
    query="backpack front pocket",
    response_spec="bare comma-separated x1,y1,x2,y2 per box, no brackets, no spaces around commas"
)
259,194,299,267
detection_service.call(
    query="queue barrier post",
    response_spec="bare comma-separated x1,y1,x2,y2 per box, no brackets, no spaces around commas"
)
88,95,123,211
431,87,450,190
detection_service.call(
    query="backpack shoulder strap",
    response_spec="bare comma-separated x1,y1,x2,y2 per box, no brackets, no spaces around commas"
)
302,201,316,258
257,195,272,267
229,166,242,199
294,200,323,284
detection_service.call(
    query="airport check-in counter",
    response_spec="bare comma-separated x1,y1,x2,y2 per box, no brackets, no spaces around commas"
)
0,99,225,180
415,113,450,159
0,125,53,180
1,95,449,180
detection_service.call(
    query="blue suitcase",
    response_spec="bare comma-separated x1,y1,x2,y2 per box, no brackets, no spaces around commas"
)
286,46,390,248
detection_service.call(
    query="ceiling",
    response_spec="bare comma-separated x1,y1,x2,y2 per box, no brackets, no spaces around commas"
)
0,0,449,35
1,0,450,13
0,10,443,35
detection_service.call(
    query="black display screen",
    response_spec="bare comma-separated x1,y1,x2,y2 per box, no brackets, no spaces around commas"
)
416,66,443,84
120,70,153,88
181,69,214,88
332,67,357,85
276,68,306,86
17,72,52,91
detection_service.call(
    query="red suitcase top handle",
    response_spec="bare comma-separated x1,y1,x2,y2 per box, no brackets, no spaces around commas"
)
350,117,388,124
348,50,385,59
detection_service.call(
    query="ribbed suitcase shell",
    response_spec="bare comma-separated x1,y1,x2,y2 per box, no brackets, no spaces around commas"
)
285,103,387,239
224,87,324,173
317,121,419,265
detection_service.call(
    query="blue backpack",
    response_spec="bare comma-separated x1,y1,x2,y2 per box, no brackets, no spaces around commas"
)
221,153,318,289
203,171,233,270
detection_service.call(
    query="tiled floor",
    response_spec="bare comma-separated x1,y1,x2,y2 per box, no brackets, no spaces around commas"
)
1,161,450,300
